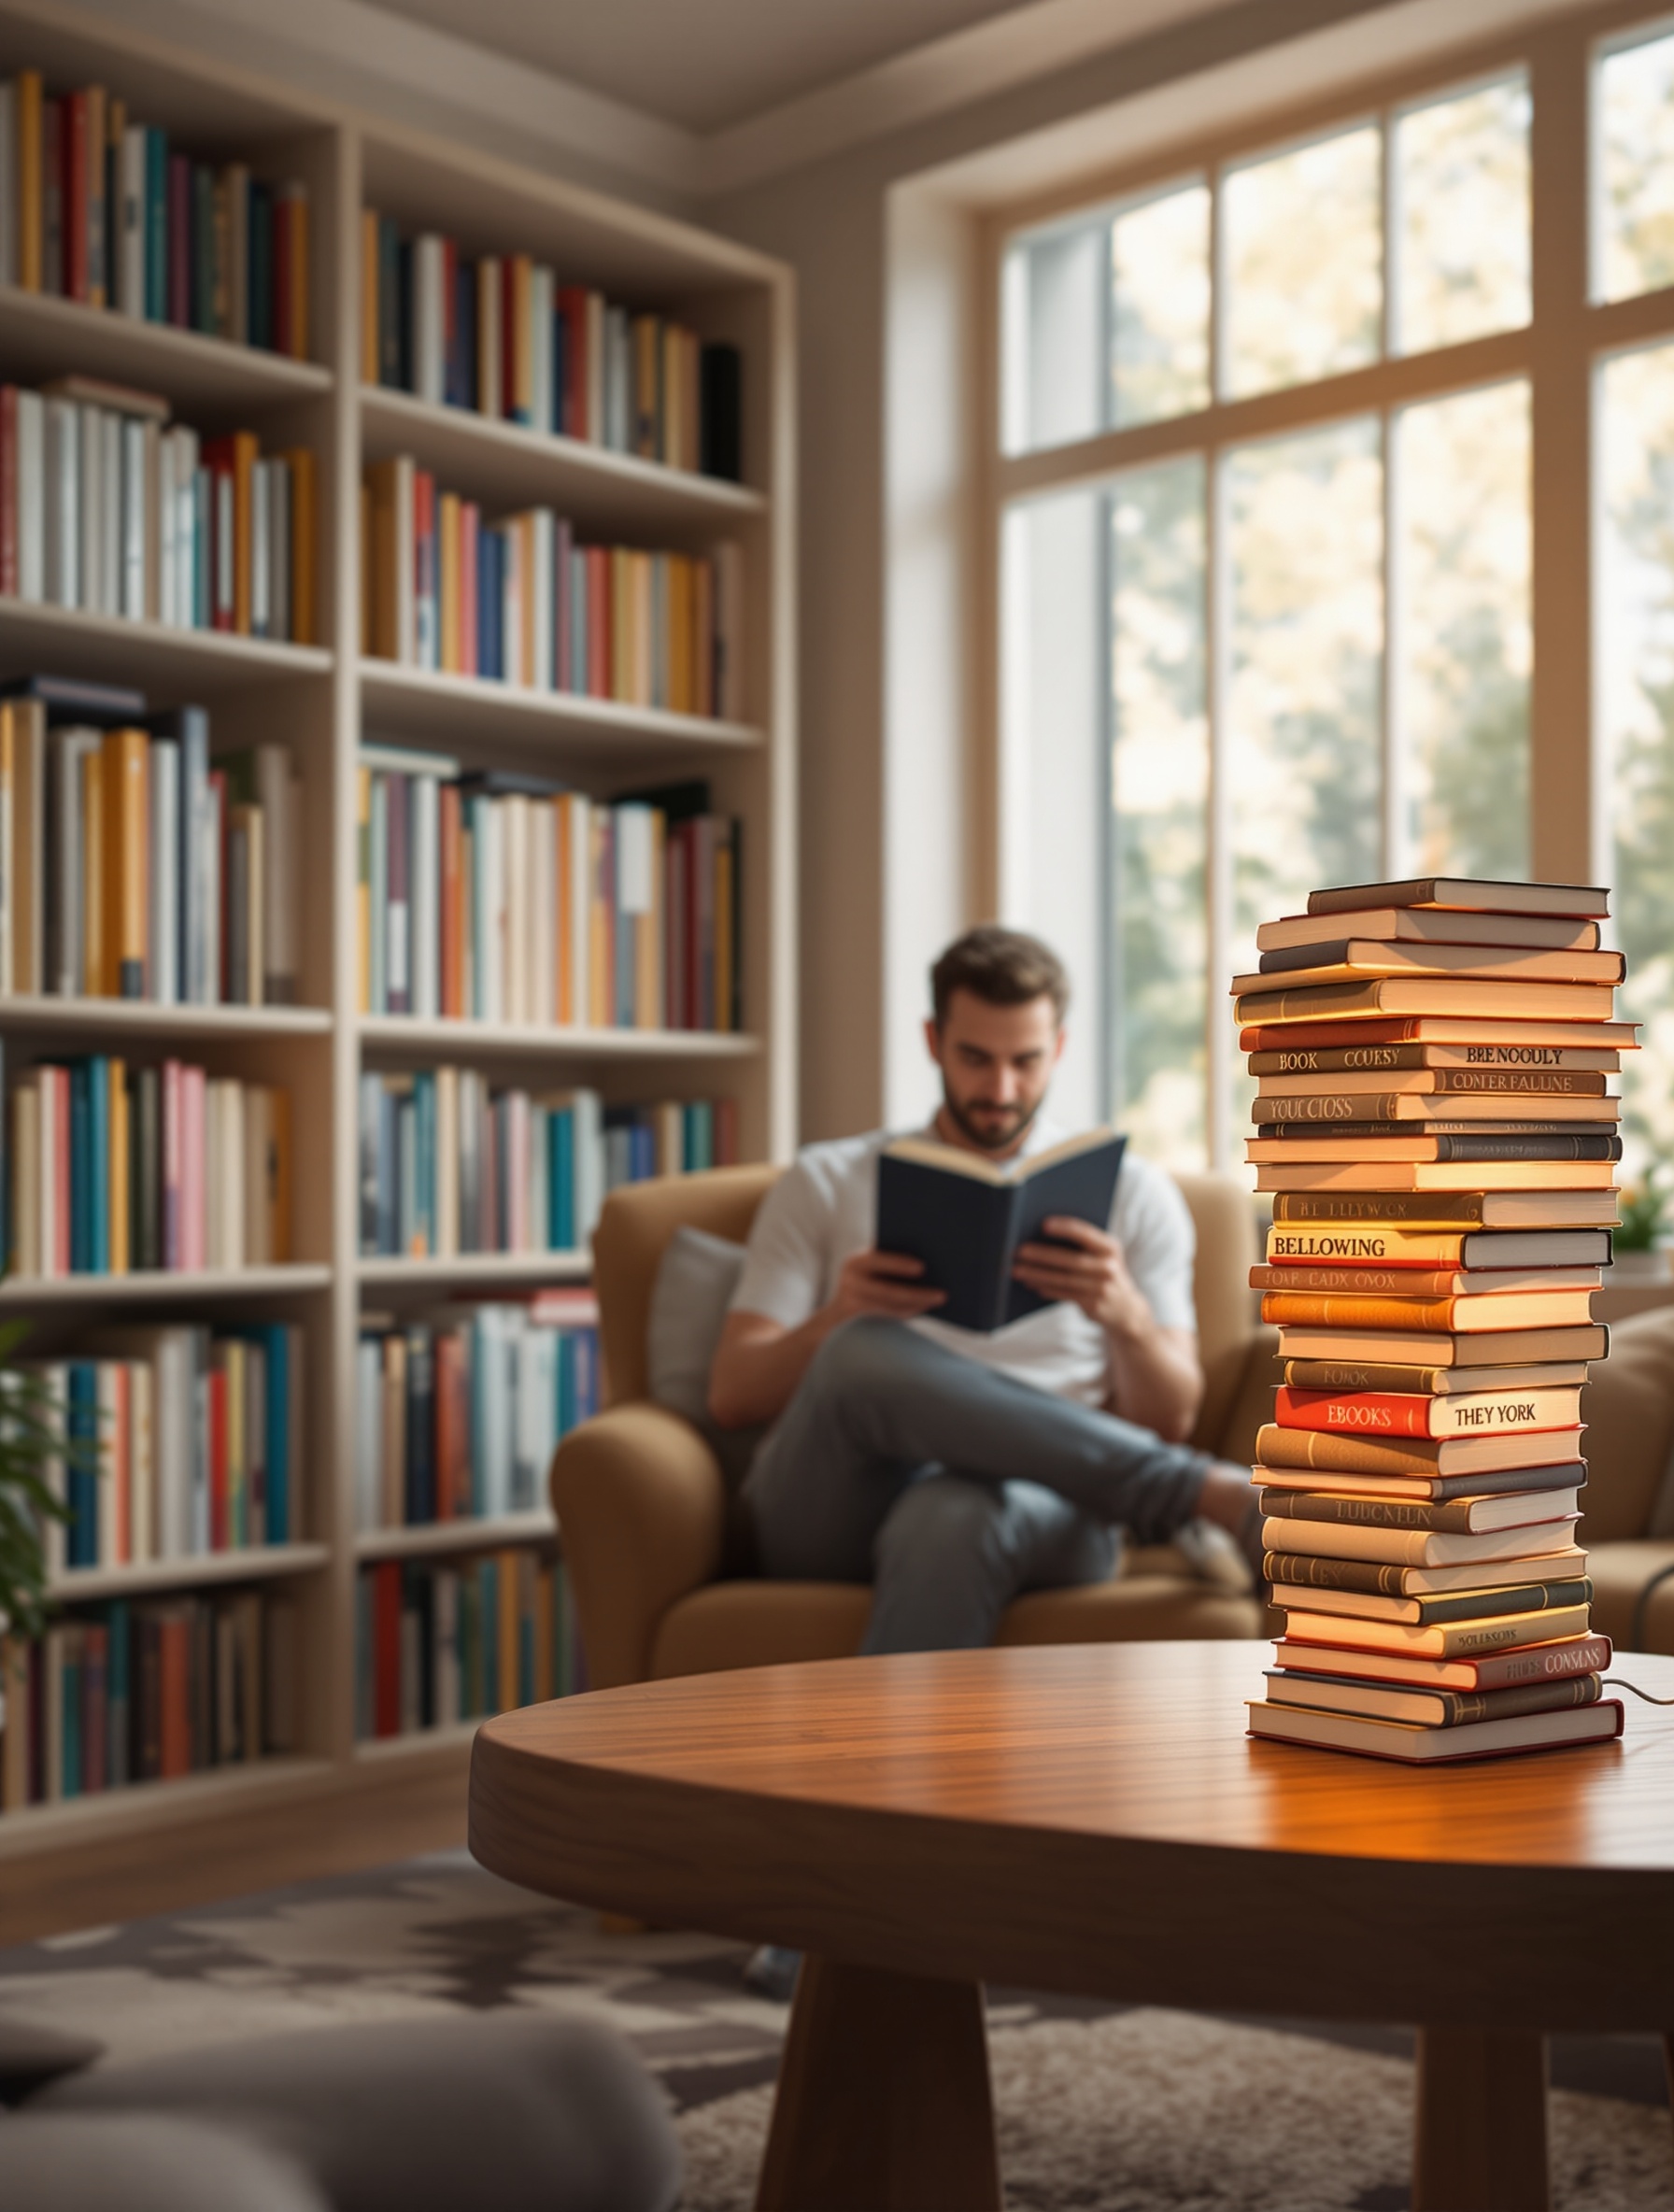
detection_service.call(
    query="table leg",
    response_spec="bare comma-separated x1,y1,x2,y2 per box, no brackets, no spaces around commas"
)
1412,2028,1550,2212
754,1955,1001,2212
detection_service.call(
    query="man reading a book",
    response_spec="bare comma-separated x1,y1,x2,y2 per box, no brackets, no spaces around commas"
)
708,925,1261,1662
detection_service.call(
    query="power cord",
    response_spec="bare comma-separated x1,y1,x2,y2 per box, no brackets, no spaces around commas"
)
1602,1679,1674,1705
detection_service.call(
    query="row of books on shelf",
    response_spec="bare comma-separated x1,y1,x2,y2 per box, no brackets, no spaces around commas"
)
7,1055,291,1279
1234,873,1630,1765
355,1295,599,1529
359,1073,734,1260
25,1322,303,1572
0,69,311,355
362,459,742,718
0,685,303,1006
356,1550,582,1740
1,1585,299,1808
358,757,742,1032
1,380,317,641
361,211,741,481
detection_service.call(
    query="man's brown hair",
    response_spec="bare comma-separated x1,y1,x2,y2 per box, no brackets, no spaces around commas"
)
930,926,1070,1028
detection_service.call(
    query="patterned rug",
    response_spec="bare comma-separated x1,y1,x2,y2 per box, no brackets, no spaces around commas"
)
0,1850,1667,2211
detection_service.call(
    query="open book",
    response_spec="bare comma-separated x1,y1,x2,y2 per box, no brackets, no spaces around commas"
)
875,1129,1127,1333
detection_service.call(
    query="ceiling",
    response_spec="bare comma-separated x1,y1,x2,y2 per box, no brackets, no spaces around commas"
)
366,0,1041,133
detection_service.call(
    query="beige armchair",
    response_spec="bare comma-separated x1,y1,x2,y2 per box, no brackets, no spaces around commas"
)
551,1165,1279,1691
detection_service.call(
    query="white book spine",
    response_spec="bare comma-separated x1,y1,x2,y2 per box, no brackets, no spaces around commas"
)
567,794,590,1028
149,740,179,1003
155,1332,188,1560
411,771,439,1019
121,415,147,620
271,459,291,642
503,795,528,1024
532,797,556,1026
16,390,45,603
530,264,554,434
44,400,78,608
78,404,103,615
250,461,271,638
532,507,555,690
99,408,121,616
573,1088,603,1242
395,455,416,664
355,1337,381,1531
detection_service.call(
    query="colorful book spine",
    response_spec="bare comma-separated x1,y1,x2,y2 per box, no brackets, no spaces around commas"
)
0,1584,298,1806
353,1547,579,1738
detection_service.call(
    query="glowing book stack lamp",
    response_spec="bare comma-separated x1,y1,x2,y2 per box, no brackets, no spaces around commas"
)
1233,878,1631,1761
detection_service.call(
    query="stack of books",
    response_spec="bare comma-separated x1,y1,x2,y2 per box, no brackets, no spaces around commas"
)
1,66,311,355
356,753,741,1032
1,1585,298,1807
1237,876,1630,1763
361,458,742,717
360,211,741,478
355,1292,600,1529
2,379,317,640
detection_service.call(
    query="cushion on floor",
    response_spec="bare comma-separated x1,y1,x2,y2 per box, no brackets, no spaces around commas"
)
35,2013,682,2212
0,2112,326,2211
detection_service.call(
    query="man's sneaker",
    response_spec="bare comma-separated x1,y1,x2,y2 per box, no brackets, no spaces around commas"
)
1172,1514,1257,1595
743,1944,802,2003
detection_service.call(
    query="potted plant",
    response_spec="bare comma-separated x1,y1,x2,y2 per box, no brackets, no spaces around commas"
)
0,1323,70,1647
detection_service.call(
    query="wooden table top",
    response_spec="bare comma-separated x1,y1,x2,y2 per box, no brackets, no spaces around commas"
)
469,1641,1674,2029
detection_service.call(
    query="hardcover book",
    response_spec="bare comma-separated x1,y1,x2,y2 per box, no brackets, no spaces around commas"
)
874,1129,1125,1334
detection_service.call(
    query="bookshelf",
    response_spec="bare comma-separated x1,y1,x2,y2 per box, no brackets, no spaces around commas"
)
0,0,796,1941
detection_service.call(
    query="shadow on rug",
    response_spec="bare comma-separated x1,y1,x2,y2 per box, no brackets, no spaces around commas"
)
0,1850,1667,2212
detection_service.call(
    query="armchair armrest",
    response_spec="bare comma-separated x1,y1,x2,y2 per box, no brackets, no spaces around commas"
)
549,1403,729,1690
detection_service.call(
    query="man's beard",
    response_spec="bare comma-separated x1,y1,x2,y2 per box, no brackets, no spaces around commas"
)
941,1087,1042,1153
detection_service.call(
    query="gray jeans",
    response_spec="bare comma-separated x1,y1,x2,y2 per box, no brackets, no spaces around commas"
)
739,1316,1214,1656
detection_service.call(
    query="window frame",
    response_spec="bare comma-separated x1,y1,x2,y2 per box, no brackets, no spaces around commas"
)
976,0,1674,1173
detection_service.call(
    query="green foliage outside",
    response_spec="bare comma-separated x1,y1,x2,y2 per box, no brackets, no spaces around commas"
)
0,1322,71,1642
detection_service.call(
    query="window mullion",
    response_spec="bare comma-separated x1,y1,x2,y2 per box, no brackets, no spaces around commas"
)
1205,445,1232,1176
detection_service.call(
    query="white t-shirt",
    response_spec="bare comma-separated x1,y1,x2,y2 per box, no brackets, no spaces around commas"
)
730,1118,1197,1409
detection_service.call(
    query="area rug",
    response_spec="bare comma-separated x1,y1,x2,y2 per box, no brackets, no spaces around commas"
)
0,1850,1667,2211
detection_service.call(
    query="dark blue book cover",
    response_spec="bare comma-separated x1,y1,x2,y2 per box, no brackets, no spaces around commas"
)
875,1130,1128,1334
404,1326,435,1524
67,1362,98,1567
145,128,168,321
107,1599,130,1786
248,179,273,350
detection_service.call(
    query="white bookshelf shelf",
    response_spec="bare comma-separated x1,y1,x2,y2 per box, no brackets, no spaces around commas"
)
0,1265,332,1306
358,1014,761,1059
49,1543,331,1603
0,282,333,412
0,599,333,691
358,658,762,758
357,1250,591,1288
354,1511,557,1561
361,384,765,535
0,997,332,1039
0,1755,336,1859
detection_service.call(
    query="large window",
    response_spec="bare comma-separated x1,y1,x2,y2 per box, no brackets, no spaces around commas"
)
996,13,1674,1182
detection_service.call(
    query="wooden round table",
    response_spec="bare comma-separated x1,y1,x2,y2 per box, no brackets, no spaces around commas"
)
469,1639,1674,2212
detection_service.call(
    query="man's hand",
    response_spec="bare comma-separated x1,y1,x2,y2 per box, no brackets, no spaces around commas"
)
830,1249,947,1323
1012,1215,1151,1338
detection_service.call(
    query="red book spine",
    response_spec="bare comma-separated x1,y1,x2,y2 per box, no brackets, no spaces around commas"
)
166,154,192,327
715,1097,738,1169
374,1560,402,1737
557,286,586,437
208,1363,228,1549
0,387,17,597
64,92,88,301
1274,1386,1430,1438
